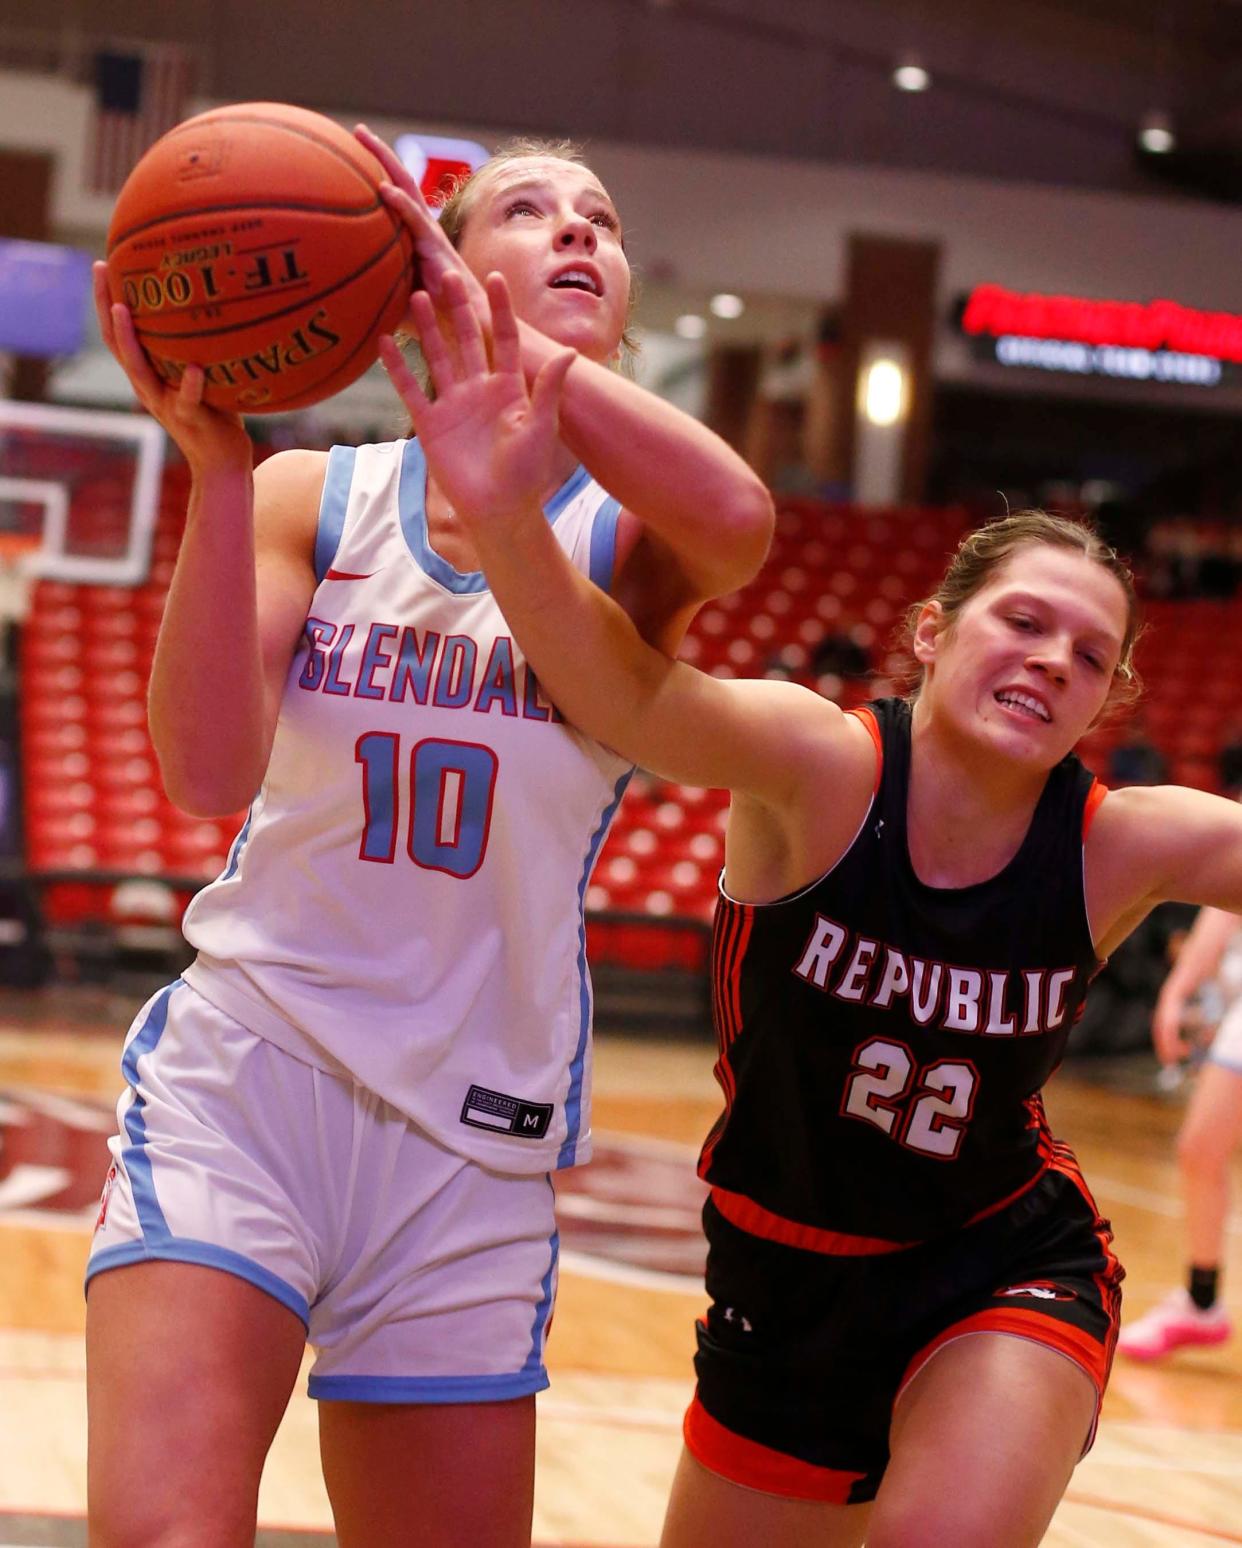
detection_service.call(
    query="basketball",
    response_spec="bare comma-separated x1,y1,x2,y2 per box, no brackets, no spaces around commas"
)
104,102,417,413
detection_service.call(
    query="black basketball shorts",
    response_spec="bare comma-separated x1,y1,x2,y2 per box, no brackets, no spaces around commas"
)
684,1159,1123,1505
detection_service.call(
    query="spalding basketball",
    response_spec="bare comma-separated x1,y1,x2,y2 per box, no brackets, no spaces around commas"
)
105,102,417,413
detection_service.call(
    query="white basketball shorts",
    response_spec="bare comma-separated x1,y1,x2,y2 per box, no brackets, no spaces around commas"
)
86,979,559,1403
1208,996,1242,1077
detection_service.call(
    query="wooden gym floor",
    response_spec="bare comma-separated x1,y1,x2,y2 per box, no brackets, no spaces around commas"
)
0,986,1240,1546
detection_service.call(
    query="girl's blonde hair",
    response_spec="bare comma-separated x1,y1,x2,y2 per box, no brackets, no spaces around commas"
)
433,137,638,359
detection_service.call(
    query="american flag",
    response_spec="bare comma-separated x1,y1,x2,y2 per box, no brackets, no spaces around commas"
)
87,44,194,195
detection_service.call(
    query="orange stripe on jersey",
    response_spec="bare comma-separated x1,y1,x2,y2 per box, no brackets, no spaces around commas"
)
1024,1091,1056,1165
697,1112,727,1179
962,1162,1048,1229
702,902,748,1177
684,1394,867,1504
726,903,753,1044
711,904,734,1048
1048,1145,1125,1360
1082,776,1108,840
710,1184,916,1255
708,1047,735,1118
711,897,750,1046
847,704,884,795
710,910,728,1052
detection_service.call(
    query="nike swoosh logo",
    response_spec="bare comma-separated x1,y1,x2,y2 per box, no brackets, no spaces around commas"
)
324,568,377,581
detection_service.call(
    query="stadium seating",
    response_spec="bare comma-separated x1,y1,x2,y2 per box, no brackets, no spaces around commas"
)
16,471,1242,969
18,463,241,935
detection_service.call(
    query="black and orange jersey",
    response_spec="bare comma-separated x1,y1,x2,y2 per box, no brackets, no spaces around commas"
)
700,696,1106,1251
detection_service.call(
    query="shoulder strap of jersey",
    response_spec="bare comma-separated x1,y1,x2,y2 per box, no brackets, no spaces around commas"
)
586,495,622,594
847,702,885,796
313,444,357,583
313,441,406,582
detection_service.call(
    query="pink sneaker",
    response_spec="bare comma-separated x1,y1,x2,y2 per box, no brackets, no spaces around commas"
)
1118,1289,1232,1361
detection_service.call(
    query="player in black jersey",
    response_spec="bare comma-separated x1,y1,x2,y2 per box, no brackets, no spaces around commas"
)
394,284,1242,1546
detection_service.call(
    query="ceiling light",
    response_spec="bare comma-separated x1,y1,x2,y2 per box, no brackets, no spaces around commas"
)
674,314,707,339
709,293,744,319
1139,112,1175,154
892,61,931,93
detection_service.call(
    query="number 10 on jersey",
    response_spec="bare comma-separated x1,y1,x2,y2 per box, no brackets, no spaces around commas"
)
355,732,499,879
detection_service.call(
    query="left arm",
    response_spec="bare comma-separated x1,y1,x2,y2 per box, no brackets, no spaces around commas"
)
1086,783,1242,956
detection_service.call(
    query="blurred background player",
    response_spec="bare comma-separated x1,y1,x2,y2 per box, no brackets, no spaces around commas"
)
1118,902,1242,1360
82,137,771,1547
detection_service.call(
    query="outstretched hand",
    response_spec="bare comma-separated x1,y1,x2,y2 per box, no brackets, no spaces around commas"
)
354,125,489,325
92,262,250,474
379,270,574,532
1151,982,1193,1067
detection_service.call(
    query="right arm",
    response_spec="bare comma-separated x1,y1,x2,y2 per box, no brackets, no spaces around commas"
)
1151,905,1239,1066
94,264,321,816
148,450,322,815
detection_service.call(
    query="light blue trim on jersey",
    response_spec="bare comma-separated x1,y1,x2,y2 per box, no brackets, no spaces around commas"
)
1207,1051,1242,1077
218,800,256,884
86,1239,310,1327
543,461,592,518
308,1369,549,1403
558,766,634,1169
314,444,356,583
118,980,181,1245
522,1188,559,1377
588,496,623,594
397,439,594,594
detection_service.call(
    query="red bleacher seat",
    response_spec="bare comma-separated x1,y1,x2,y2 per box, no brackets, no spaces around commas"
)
18,486,246,930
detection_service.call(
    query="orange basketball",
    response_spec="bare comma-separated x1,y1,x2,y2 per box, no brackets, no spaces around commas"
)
105,102,417,413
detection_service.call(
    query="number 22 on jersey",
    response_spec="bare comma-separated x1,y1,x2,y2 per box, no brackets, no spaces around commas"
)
841,1037,978,1159
355,732,499,879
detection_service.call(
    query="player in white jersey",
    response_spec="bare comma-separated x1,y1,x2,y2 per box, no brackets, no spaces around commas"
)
86,137,773,1547
1118,901,1242,1359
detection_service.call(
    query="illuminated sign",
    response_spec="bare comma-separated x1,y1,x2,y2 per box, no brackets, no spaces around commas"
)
0,240,92,357
958,284,1239,387
394,134,490,212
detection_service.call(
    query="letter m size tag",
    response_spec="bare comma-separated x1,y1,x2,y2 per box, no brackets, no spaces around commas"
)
460,1084,553,1140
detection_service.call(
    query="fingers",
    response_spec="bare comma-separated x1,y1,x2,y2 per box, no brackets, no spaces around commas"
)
406,275,494,393
487,273,522,379
373,177,486,315
109,298,166,402
443,270,488,378
94,262,187,412
355,125,424,204
92,262,118,354
378,333,431,430
175,364,206,417
378,182,461,307
408,290,461,395
528,347,575,434
378,179,439,237
1152,1001,1187,1066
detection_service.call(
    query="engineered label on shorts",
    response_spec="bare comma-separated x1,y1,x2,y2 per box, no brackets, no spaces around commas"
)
460,1084,553,1139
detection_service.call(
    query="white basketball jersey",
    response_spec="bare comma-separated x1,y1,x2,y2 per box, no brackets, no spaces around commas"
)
183,438,632,1173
